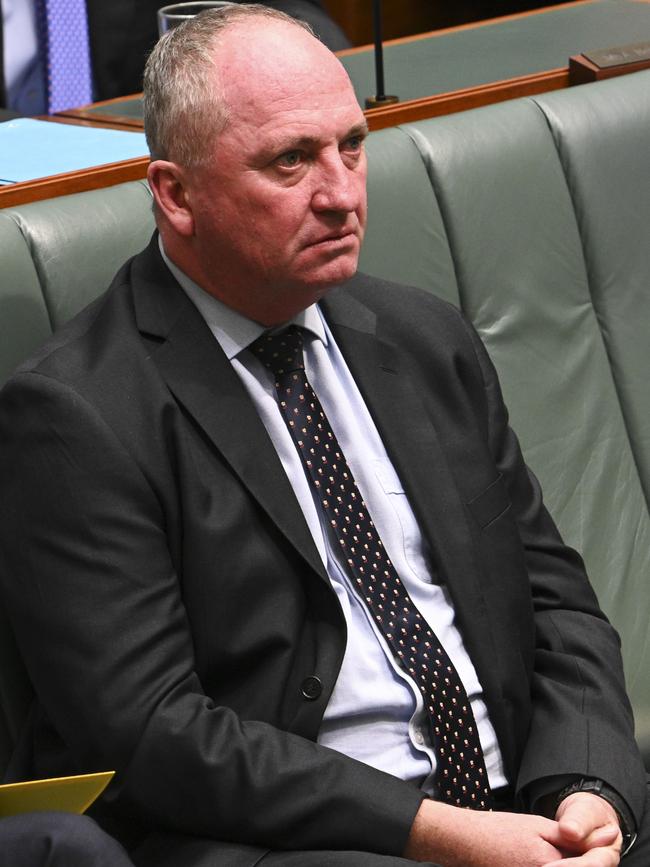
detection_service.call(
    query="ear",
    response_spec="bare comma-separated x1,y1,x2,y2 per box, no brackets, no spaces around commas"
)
147,160,195,236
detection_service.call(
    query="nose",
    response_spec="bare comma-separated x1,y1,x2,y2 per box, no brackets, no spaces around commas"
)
311,152,364,215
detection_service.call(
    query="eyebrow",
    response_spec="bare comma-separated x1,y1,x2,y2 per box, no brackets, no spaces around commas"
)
269,122,370,154
348,121,370,139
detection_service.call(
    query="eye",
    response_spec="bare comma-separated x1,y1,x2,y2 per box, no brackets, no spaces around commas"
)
343,135,364,153
276,150,303,169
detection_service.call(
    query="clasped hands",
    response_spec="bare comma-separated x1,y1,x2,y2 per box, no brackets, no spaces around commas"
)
405,791,622,866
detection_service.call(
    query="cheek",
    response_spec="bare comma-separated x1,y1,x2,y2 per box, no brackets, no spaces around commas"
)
260,202,310,246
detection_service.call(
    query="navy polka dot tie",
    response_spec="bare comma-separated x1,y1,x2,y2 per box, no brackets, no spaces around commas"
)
36,0,94,113
252,326,492,809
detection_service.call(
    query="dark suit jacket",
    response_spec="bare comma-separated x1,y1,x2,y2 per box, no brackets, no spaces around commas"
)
0,238,645,864
85,0,162,101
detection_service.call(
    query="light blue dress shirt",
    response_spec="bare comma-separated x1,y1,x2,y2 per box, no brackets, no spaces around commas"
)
3,0,46,114
161,242,508,795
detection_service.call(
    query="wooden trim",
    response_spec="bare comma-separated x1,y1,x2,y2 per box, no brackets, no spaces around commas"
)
43,113,143,131
364,67,569,131
58,93,140,113
0,156,149,208
336,0,597,56
57,94,145,130
79,93,141,110
56,109,145,129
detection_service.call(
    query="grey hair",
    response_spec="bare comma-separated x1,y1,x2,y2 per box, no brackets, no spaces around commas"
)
143,4,313,168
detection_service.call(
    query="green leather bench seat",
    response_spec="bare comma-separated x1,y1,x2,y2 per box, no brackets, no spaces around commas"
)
1,71,649,778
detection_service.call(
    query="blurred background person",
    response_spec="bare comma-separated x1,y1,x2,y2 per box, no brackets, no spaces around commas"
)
0,0,349,116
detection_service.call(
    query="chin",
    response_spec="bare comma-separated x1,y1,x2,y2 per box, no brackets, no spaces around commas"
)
311,254,360,290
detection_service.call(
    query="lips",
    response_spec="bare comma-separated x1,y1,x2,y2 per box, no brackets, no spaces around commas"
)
307,228,356,248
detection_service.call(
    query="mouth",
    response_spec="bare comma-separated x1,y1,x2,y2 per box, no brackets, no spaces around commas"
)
307,228,357,250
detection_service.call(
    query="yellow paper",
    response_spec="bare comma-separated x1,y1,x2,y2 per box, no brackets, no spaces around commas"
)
0,771,114,818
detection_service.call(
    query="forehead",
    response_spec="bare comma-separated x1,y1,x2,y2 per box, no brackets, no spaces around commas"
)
213,19,364,139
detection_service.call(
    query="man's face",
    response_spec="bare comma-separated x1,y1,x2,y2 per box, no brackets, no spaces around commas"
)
182,20,368,325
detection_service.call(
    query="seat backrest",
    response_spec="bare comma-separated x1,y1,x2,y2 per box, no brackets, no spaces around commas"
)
533,80,650,511
361,126,459,305
0,216,52,389
0,180,155,385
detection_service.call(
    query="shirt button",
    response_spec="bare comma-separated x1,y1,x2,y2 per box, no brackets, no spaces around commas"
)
414,729,425,745
300,675,322,700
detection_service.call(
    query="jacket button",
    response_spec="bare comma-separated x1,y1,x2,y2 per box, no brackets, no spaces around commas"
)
300,675,322,700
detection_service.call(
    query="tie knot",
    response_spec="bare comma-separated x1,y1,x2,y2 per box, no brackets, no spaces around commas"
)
251,326,305,378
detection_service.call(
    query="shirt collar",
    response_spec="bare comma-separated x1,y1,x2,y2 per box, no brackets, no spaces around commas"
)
159,237,328,360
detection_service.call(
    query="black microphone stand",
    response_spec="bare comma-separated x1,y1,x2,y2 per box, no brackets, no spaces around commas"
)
365,0,399,108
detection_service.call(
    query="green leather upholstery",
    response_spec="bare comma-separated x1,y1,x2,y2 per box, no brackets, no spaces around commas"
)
361,127,459,304
533,80,650,756
2,181,155,333
533,81,650,512
1,71,649,778
0,217,52,388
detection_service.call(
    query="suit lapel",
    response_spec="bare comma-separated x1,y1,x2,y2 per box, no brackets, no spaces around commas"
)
130,241,327,583
322,289,507,724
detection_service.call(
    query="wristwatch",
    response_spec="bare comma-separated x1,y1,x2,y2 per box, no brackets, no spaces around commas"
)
555,778,637,858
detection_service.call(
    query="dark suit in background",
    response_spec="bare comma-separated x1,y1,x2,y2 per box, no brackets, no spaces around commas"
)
0,237,645,865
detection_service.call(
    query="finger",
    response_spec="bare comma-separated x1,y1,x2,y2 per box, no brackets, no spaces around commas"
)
557,798,610,844
582,824,621,850
540,819,573,850
558,822,620,854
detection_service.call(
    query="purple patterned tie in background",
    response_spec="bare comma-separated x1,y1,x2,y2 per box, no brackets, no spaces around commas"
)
37,0,94,113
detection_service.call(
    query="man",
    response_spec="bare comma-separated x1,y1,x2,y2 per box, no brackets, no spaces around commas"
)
0,0,348,114
0,5,647,866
